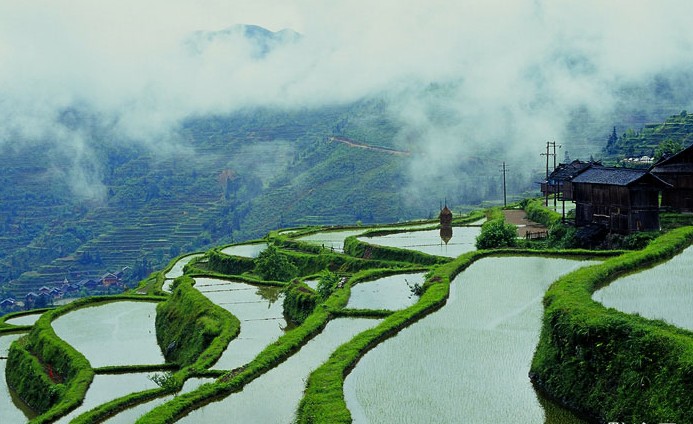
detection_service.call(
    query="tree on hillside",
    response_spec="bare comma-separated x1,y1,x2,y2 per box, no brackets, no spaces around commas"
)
606,126,618,154
654,138,684,162
254,244,298,281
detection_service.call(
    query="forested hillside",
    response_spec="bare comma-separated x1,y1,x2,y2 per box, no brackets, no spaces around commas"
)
604,111,693,159
0,99,509,301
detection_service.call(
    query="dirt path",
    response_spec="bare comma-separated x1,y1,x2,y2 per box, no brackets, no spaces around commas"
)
327,136,410,156
502,209,547,238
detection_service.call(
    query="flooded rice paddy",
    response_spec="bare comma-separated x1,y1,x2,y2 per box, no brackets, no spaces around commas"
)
163,253,204,292
193,278,286,370
344,256,597,423
56,373,159,424
358,227,481,258
51,301,163,367
347,272,427,310
4,313,42,326
593,245,693,330
101,377,212,424
296,229,369,252
178,318,381,423
220,242,268,258
295,224,438,253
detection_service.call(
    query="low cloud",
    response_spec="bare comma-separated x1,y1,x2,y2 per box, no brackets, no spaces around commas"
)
2,0,693,201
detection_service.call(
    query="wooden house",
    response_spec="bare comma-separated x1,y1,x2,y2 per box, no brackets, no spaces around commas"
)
81,279,99,290
541,160,597,201
571,167,669,234
0,298,16,310
651,144,693,212
101,273,119,287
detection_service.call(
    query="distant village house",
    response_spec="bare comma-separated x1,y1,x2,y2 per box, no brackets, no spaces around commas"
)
542,162,671,234
651,143,693,212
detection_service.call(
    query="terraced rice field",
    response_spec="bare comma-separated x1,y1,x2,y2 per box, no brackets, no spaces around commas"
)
593,245,693,330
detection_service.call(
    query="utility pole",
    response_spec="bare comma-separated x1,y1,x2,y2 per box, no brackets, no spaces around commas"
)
540,141,561,207
540,142,551,207
500,162,508,207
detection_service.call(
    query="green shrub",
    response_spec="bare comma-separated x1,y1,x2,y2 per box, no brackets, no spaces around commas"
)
547,223,578,249
316,269,340,300
254,244,299,281
523,199,562,227
475,218,517,249
620,231,660,250
283,280,319,324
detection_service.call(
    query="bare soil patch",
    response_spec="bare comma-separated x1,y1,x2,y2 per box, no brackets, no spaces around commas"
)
502,209,547,237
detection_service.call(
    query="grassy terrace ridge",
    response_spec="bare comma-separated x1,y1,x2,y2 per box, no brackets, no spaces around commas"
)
134,241,613,423
341,210,486,266
5,295,164,424
71,279,240,424
530,226,693,423
295,248,618,423
10,209,693,423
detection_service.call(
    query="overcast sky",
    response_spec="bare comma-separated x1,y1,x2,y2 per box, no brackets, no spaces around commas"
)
2,0,693,199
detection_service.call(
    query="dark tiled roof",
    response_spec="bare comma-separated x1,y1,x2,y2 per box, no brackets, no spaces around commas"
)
652,142,693,167
548,160,597,182
572,167,666,186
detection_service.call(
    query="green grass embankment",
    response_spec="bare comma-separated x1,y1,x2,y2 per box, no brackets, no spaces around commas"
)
295,251,485,423
133,272,353,424
206,249,256,276
295,247,620,423
522,198,562,226
155,276,240,369
70,280,239,424
341,211,485,267
343,234,449,266
5,295,162,423
530,226,693,423
283,280,320,324
0,308,50,334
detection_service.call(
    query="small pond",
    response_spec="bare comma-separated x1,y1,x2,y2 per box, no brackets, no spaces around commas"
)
101,377,212,424
344,256,597,423
56,373,159,423
220,242,268,258
347,272,427,311
178,318,381,423
194,278,286,370
358,227,481,258
1,333,36,423
4,313,42,326
52,301,164,367
593,245,693,330
295,224,439,253
296,229,369,252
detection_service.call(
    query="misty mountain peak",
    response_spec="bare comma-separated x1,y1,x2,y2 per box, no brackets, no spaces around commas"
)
185,24,301,58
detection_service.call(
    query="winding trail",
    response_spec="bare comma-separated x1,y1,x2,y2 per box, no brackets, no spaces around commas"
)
327,136,410,156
